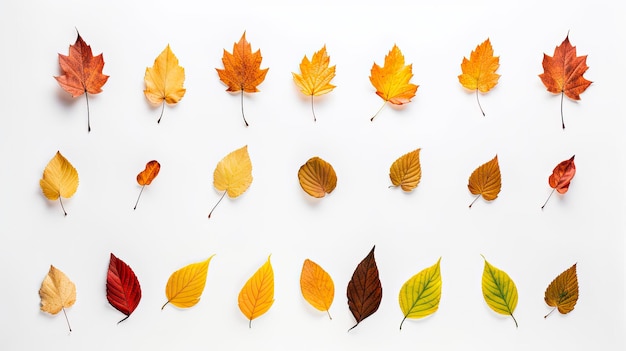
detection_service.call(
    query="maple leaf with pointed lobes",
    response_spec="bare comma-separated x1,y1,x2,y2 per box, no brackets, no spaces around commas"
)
292,45,336,121
55,31,109,132
458,38,500,116
539,34,592,129
144,45,186,123
216,32,269,126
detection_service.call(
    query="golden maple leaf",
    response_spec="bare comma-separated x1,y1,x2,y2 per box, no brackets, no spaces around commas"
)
39,265,76,332
209,145,253,218
468,155,501,208
458,38,500,116
144,45,186,123
40,151,79,216
292,45,336,121
369,44,418,121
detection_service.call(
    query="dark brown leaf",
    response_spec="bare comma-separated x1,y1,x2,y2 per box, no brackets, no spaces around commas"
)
347,246,382,331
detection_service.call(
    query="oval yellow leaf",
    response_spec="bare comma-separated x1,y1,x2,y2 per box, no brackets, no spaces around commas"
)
298,157,337,198
39,265,76,331
300,259,335,319
389,148,422,192
468,154,501,207
213,145,253,198
398,257,442,330
238,256,274,327
481,255,518,327
162,255,215,310
544,263,578,318
39,151,79,215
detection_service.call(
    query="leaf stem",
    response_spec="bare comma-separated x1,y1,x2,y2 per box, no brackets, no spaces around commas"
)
157,101,165,124
241,90,249,127
133,185,145,210
85,91,91,132
311,95,317,122
469,194,480,208
59,198,67,216
161,301,169,310
544,307,557,319
249,319,252,329
370,101,387,121
399,316,407,330
326,309,332,320
510,313,518,328
476,89,485,116
117,314,130,325
560,91,565,129
62,307,72,332
347,322,359,332
541,188,556,210
208,191,227,219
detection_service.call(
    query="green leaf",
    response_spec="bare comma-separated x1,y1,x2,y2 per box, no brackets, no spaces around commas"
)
481,255,518,327
398,257,442,330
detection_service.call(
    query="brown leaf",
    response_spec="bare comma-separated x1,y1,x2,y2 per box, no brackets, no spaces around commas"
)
298,157,337,198
468,155,501,208
544,263,579,318
389,148,421,192
347,246,382,331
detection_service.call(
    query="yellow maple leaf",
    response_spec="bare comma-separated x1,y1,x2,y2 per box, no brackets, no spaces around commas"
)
300,259,335,319
40,151,79,216
389,148,422,192
209,145,253,218
238,256,274,327
468,155,501,208
162,255,215,310
292,45,336,121
369,44,418,121
39,265,76,332
144,44,186,123
458,38,500,116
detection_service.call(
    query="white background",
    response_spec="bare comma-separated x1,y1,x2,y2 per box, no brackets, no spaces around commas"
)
1,0,624,350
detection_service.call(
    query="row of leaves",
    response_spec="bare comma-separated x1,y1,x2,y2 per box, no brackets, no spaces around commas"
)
40,146,577,217
56,31,591,130
40,247,579,332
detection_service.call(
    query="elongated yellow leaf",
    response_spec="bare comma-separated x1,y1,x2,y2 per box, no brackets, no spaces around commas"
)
238,256,274,327
40,151,79,215
389,148,422,191
162,255,215,310
300,259,335,319
481,255,518,327
144,45,186,123
398,257,441,330
209,145,253,218
39,265,76,331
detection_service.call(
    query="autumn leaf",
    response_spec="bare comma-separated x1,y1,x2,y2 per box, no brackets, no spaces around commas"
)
216,32,269,126
209,145,253,218
292,45,336,121
542,155,576,209
55,30,109,132
162,255,215,310
39,265,76,332
458,38,500,116
40,151,79,216
468,155,501,208
369,45,418,121
347,246,382,331
389,148,421,192
300,259,335,319
106,253,141,324
134,160,161,210
144,45,186,123
544,263,579,318
298,157,337,198
481,255,518,327
398,258,442,330
238,256,274,328
539,34,592,129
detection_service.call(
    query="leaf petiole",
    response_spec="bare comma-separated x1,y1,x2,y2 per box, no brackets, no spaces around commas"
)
208,190,227,218
157,101,165,124
241,90,248,127
541,188,556,210
544,307,557,319
62,307,72,332
85,91,91,132
311,95,317,122
476,89,485,116
134,185,146,210
560,91,565,129
59,198,68,216
469,194,480,208
370,101,387,121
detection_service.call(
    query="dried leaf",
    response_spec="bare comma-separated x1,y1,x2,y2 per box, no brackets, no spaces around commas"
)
369,45,418,121
40,151,79,216
54,31,109,132
106,253,142,324
544,263,579,318
468,155,501,208
347,246,382,331
298,157,337,198
39,265,76,332
300,259,335,319
238,256,274,327
458,38,500,116
216,32,269,126
389,148,422,192
398,258,442,330
539,34,592,129
292,45,336,121
542,155,576,209
134,160,161,210
144,45,186,123
481,255,518,327
163,255,215,310
209,145,253,218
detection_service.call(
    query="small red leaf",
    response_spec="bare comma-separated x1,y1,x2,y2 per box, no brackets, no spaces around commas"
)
347,245,382,331
106,253,141,324
542,155,576,209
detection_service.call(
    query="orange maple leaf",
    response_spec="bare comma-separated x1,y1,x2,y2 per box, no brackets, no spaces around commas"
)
55,31,109,132
216,32,269,126
458,38,500,116
539,34,592,129
369,45,418,121
292,45,336,121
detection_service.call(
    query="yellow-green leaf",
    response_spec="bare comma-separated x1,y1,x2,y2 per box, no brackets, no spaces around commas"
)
162,255,215,310
238,256,274,327
389,148,422,192
300,259,335,319
39,151,79,216
398,257,441,330
481,255,518,327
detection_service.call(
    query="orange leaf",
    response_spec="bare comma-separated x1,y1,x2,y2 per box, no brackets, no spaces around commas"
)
468,155,501,208
55,31,109,132
389,148,422,192
238,256,274,327
292,45,336,121
458,38,500,116
216,32,269,126
539,34,592,129
541,155,576,209
134,160,161,210
300,259,335,319
298,157,337,198
369,45,418,121
544,263,579,318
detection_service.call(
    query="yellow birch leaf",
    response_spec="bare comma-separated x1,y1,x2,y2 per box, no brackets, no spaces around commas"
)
389,148,422,192
39,151,79,216
238,256,274,327
144,44,186,123
298,156,337,198
162,255,215,310
481,255,518,327
300,259,335,319
458,38,500,116
398,257,442,330
39,265,76,332
292,45,336,121
209,145,253,218
468,155,501,208
544,263,579,318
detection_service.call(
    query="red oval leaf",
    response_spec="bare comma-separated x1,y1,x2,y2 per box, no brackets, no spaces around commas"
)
549,155,576,194
106,253,141,324
347,246,382,331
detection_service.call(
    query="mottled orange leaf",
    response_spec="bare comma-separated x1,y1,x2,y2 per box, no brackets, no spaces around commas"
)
544,263,579,318
539,34,592,129
468,155,501,208
300,259,335,319
298,157,337,198
134,160,161,210
216,32,269,126
389,148,421,192
541,155,576,209
144,45,186,123
292,45,336,121
369,45,418,121
458,38,500,116
238,256,274,327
